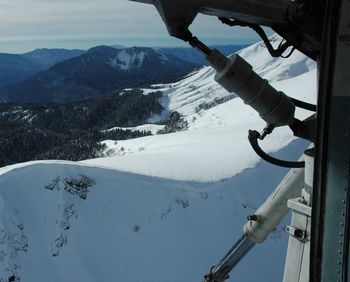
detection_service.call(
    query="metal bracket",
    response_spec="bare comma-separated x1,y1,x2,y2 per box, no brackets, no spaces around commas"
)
286,225,309,242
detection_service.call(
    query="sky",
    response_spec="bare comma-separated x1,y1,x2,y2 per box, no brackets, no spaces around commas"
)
0,0,264,53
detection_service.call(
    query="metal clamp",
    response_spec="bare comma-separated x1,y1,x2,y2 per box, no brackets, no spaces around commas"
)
286,225,309,242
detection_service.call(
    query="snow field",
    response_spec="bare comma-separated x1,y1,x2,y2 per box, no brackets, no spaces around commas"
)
0,142,303,281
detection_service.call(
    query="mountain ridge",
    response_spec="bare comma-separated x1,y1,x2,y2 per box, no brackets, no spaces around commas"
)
0,46,198,103
0,53,46,88
0,44,246,91
22,48,86,68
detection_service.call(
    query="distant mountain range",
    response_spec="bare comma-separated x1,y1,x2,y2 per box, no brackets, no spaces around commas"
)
110,45,125,49
0,46,198,103
0,53,46,88
23,48,86,68
0,44,246,103
0,49,86,88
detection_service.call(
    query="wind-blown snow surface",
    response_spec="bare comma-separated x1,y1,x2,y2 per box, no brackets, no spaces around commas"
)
0,37,316,281
0,144,302,282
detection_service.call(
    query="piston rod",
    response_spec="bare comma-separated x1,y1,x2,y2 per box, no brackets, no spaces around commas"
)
203,233,255,282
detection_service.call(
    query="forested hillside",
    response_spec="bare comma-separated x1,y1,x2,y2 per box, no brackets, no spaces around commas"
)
0,90,163,166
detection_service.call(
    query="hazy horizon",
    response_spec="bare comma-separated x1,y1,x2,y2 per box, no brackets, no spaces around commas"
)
0,0,266,54
0,36,258,54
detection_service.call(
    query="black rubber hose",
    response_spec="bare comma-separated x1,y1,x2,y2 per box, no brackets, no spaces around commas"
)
248,130,305,168
219,17,293,58
290,97,317,112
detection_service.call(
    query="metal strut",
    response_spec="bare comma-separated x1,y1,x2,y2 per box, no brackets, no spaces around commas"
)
203,164,305,281
174,29,312,281
203,233,255,282
178,30,212,56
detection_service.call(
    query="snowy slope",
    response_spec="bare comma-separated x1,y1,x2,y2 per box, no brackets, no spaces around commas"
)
0,143,301,282
140,35,316,118
239,36,315,82
107,49,147,70
88,57,316,182
0,37,317,282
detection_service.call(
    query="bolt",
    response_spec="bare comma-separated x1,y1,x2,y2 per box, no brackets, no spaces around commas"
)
294,229,305,239
298,198,307,204
247,214,259,221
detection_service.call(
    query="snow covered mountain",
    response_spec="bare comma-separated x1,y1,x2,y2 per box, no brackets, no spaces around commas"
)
139,35,316,118
0,37,316,282
0,46,198,103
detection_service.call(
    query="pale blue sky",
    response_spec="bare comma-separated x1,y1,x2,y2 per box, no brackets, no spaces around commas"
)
0,0,263,53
